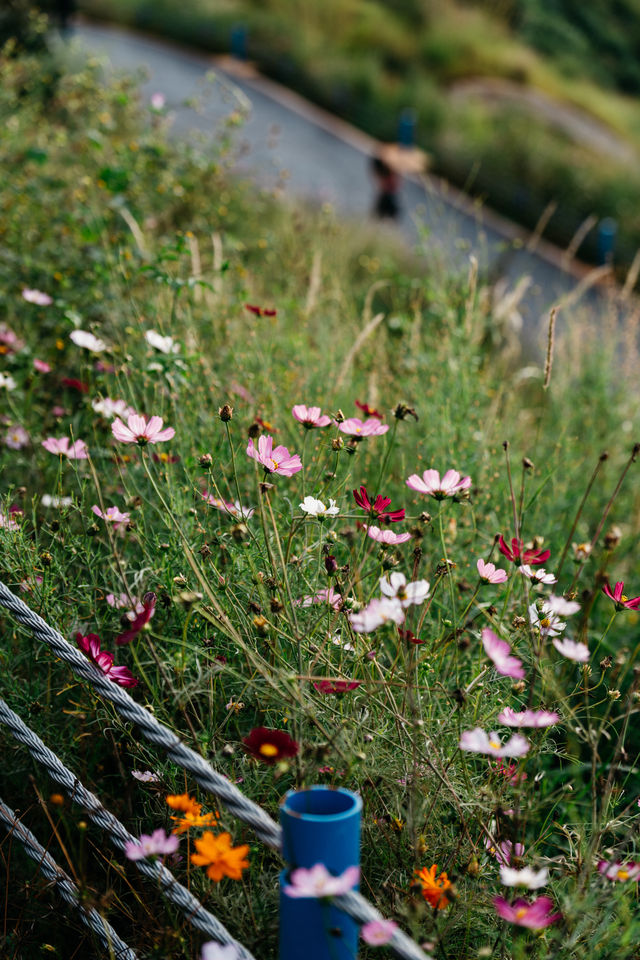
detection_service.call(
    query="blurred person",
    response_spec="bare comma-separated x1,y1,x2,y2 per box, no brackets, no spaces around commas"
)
370,155,400,220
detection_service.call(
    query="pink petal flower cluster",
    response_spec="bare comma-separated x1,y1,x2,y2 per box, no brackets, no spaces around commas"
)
338,418,389,438
246,435,302,476
493,896,560,930
0,511,19,530
92,505,131,530
598,860,640,882
296,587,343,610
552,637,590,662
131,769,160,783
22,288,52,306
116,592,157,646
112,414,175,446
602,580,640,610
41,437,89,459
92,397,136,420
361,919,398,946
497,708,559,728
202,492,254,520
365,525,411,545
33,359,51,373
380,572,430,607
76,632,138,687
459,728,529,758
350,597,405,633
482,628,525,679
5,425,29,450
477,559,508,584
283,863,359,898
124,828,179,860
486,838,524,866
292,405,332,428
406,468,471,500
107,593,144,620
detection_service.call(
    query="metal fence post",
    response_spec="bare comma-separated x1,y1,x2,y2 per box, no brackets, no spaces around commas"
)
279,786,362,960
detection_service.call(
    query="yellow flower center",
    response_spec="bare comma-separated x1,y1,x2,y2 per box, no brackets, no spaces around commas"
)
270,459,279,470
489,740,501,750
618,869,629,880
259,743,279,757
540,617,550,628
515,908,528,920
621,595,628,603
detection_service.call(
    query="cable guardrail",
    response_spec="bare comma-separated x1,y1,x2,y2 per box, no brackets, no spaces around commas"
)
0,579,431,960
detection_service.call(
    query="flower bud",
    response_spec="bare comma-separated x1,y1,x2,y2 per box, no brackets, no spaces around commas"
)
331,436,343,451
218,403,233,422
198,453,213,467
394,403,418,421
605,525,622,550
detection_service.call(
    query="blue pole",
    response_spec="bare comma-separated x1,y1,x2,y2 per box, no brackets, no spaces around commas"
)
279,786,362,960
231,23,248,61
597,217,617,265
398,108,417,148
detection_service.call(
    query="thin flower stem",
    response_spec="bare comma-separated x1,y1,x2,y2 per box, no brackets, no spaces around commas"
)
555,451,607,581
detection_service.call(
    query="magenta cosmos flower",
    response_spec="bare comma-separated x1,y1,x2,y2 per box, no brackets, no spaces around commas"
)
292,405,331,428
598,860,640,882
338,417,389,438
406,468,471,500
92,505,131,530
602,580,640,610
361,919,398,946
112,414,175,446
482,628,525,679
498,536,550,566
283,863,359,898
366,525,411,545
493,896,561,930
477,559,508,584
459,728,529,758
116,592,157,645
76,633,138,687
41,437,89,459
313,680,361,694
497,708,559,728
246,434,302,476
124,828,179,861
353,486,404,522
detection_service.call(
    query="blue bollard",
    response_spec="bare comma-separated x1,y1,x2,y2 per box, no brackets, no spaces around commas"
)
398,108,417,148
279,786,362,960
231,23,248,61
597,217,617,265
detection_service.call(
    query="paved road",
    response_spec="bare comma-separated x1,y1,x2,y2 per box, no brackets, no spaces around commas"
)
73,22,608,345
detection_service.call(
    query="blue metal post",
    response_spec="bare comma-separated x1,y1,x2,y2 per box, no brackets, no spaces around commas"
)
279,786,362,960
597,217,617,265
231,23,248,61
398,108,417,148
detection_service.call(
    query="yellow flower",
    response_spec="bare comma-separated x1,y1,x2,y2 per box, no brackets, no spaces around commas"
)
414,863,452,910
191,831,250,881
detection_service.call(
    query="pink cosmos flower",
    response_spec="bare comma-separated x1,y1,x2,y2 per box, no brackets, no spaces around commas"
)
361,919,398,946
380,572,430,607
349,597,405,633
482,628,525,679
246,435,302,476
406,468,471,500
41,437,89,459
598,860,640,882
313,680,361,694
76,632,138,687
131,769,160,783
33,359,51,373
338,417,389,438
365,525,411,545
92,505,131,530
202,492,254,520
92,397,136,420
0,511,19,530
115,592,157,645
0,323,22,350
552,638,590,662
22,288,52,306
486,838,525,866
124,828,179,861
107,594,144,620
602,581,640,610
459,728,529,758
493,896,561,930
296,587,343,610
283,863,360,898
477,559,508,584
112,414,175,446
150,92,166,111
519,564,556,584
4,425,29,450
292,405,332,428
353,486,405,523
498,536,550,566
497,708,559,728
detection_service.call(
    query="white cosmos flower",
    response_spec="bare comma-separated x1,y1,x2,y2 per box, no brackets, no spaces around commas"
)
0,373,17,391
500,865,548,889
529,602,566,637
553,637,590,662
92,397,136,420
519,565,557,585
299,496,339,518
70,330,108,352
41,494,73,508
145,330,180,354
546,594,580,617
349,597,405,633
379,572,430,607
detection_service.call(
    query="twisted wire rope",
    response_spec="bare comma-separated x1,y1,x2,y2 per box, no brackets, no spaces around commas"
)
0,580,431,960
0,798,137,960
0,698,256,959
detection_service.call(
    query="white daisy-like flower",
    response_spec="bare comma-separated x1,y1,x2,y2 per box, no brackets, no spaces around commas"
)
145,330,180,354
299,496,339,518
70,330,108,352
379,572,430,607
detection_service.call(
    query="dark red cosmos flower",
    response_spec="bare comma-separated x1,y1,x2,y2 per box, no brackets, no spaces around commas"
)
313,680,361,694
61,377,89,393
353,486,405,523
242,727,299,764
498,536,550,566
76,632,138,687
355,400,383,419
399,628,424,645
115,592,157,646
245,304,277,318
602,581,640,610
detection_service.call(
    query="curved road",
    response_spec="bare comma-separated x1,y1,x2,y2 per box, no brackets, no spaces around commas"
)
73,21,609,345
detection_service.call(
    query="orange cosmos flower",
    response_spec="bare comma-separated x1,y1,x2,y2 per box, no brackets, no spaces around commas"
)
191,831,250,881
166,793,201,817
414,863,452,909
171,810,220,835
